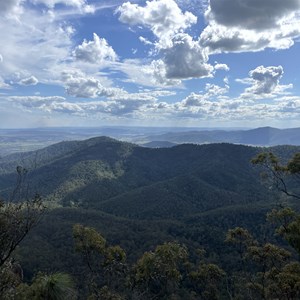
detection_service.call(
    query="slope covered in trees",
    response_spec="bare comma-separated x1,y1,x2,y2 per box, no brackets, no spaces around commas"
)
1,137,300,299
1,137,293,212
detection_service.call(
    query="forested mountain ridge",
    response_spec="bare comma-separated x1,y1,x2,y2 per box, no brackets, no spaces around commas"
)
0,137,291,217
1,137,300,299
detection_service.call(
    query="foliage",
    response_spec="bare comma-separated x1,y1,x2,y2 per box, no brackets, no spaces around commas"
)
73,224,127,299
1,141,300,299
133,242,188,298
17,272,76,300
0,193,45,268
252,151,300,199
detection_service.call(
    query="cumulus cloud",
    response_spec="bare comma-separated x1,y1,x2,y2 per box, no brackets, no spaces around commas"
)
7,88,177,118
117,1,214,83
200,24,271,53
10,96,65,108
146,59,180,85
205,83,229,96
116,59,181,87
181,93,212,107
243,66,284,95
117,0,197,48
42,99,147,116
206,0,300,31
18,76,39,86
163,33,213,79
62,71,122,98
214,63,230,71
73,33,117,64
180,83,229,108
201,0,300,53
113,89,175,102
118,33,214,86
8,89,300,125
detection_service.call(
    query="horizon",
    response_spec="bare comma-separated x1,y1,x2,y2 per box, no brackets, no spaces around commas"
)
1,0,300,128
1,124,300,131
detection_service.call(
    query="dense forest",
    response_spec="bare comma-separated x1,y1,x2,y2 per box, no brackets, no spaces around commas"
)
1,137,300,299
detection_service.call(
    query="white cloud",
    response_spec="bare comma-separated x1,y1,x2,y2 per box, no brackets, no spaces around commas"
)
118,33,214,87
139,36,153,46
200,24,271,53
145,59,180,85
18,76,39,86
214,63,230,71
247,66,284,94
0,8,73,85
117,0,197,48
7,88,300,126
205,83,229,96
163,33,213,79
42,101,85,114
0,77,10,89
30,0,90,9
116,59,181,87
62,71,122,98
201,1,300,53
73,33,117,64
7,88,176,118
223,77,229,85
9,96,65,108
181,92,212,107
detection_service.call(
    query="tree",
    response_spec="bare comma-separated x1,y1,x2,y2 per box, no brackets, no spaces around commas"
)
0,167,46,298
133,242,188,299
225,226,300,300
189,249,225,300
252,151,300,255
251,151,300,200
0,166,46,267
73,224,127,299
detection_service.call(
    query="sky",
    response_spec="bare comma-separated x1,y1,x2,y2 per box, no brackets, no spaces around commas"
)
1,0,300,128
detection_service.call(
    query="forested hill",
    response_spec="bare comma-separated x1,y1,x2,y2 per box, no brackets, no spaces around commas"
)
1,136,298,219
2,136,300,298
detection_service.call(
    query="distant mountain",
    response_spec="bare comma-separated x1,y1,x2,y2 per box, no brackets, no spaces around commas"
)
1,126,299,157
2,136,299,220
141,141,177,148
144,127,300,146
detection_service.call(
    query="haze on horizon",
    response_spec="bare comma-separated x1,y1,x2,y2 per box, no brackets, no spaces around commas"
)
1,0,300,129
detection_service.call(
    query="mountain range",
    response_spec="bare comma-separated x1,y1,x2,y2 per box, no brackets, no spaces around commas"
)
1,126,300,157
1,136,300,282
142,126,300,147
1,136,299,219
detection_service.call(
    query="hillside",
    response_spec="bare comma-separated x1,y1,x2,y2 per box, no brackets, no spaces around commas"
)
0,137,281,218
1,137,300,296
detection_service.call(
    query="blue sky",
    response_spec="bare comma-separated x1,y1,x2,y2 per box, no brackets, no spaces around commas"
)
1,0,300,128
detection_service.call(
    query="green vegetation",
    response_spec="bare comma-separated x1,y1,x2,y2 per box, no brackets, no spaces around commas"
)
1,137,300,299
